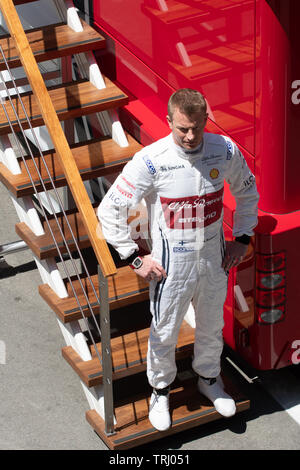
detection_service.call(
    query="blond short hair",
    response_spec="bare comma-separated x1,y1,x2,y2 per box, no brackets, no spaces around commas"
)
168,88,207,121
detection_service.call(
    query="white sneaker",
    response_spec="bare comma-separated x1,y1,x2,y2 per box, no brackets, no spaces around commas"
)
197,375,236,417
149,387,171,431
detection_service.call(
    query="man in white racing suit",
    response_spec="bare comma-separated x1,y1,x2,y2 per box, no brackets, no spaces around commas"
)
97,89,259,431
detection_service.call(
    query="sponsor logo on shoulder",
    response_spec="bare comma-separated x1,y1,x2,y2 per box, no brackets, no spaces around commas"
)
142,155,156,175
226,140,233,160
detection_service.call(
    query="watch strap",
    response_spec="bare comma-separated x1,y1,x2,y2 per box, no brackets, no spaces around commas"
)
235,235,251,245
126,251,140,264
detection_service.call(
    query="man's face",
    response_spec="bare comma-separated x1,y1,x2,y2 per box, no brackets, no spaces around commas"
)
167,107,208,150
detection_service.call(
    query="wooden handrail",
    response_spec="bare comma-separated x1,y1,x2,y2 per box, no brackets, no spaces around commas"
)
0,0,117,277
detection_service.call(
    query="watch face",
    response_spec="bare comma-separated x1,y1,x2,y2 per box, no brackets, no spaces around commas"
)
132,257,143,269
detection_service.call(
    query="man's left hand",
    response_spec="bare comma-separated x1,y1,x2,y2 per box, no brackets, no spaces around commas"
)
222,241,248,271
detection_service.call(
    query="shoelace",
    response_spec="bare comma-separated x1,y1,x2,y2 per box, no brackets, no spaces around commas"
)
154,386,170,396
199,376,217,385
150,387,170,411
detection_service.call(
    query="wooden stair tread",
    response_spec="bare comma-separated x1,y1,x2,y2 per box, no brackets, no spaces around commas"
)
0,133,141,197
0,77,128,135
15,207,95,260
39,267,149,324
86,373,250,450
15,203,108,260
15,216,92,261
0,21,106,70
62,319,194,386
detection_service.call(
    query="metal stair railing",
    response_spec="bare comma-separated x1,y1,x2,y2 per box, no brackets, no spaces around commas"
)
0,0,117,277
0,0,116,435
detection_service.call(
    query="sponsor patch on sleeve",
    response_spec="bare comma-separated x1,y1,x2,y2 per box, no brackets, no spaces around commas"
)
116,184,133,198
243,174,255,188
142,155,156,175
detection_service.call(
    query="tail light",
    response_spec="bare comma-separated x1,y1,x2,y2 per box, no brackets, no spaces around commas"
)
257,270,285,289
256,251,286,324
256,253,285,271
256,305,285,324
258,288,285,307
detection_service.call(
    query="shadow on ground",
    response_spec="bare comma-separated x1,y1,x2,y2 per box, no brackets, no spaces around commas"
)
0,258,36,279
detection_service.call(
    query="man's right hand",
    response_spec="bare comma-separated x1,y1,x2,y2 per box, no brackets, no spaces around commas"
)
134,254,167,282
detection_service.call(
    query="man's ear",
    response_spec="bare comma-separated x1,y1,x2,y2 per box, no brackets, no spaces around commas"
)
166,115,172,129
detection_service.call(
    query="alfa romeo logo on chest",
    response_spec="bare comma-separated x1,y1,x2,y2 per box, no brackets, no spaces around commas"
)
210,168,219,179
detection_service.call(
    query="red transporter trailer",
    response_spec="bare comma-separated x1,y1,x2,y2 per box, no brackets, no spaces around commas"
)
76,0,300,371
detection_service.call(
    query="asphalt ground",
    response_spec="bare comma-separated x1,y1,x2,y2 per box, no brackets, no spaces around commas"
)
0,180,300,453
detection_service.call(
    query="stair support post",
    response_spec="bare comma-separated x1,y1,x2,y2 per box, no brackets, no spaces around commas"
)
98,265,115,436
73,51,129,147
0,135,22,174
57,317,92,361
80,382,117,426
53,0,83,32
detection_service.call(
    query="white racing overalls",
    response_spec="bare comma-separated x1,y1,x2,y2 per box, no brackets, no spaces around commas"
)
97,132,259,389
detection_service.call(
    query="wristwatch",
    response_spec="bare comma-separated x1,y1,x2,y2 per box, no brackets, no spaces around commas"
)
126,251,143,270
235,234,251,245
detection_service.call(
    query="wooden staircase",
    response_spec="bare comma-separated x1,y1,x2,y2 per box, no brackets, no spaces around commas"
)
0,133,140,196
0,20,106,70
0,0,249,449
0,78,128,134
